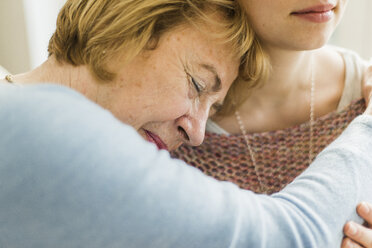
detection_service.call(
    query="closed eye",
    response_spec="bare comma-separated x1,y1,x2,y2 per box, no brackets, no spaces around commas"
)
187,72,204,95
192,77,202,93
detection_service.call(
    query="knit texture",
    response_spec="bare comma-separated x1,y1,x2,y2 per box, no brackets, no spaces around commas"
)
171,99,366,194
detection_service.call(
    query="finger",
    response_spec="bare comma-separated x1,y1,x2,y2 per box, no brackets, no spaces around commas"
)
357,202,372,226
341,237,364,248
344,221,372,247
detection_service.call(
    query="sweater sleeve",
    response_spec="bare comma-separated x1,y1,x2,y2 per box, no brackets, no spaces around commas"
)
1,84,372,248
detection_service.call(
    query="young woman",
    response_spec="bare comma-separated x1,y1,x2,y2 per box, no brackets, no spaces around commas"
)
171,0,372,246
173,0,368,196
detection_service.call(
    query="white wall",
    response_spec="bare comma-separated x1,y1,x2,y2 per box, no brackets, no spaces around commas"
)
0,0,65,74
22,0,65,69
329,0,372,60
0,0,30,74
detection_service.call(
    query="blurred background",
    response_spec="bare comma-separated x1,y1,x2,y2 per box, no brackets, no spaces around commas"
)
0,0,371,74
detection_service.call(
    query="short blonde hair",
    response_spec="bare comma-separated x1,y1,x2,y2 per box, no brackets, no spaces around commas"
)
48,0,268,102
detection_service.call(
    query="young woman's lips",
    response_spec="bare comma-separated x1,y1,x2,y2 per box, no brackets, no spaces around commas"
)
291,4,335,23
144,130,168,150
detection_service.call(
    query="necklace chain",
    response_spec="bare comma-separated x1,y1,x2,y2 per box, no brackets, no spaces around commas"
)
235,56,315,194
309,56,315,165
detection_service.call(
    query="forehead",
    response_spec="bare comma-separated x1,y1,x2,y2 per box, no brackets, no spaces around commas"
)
159,22,240,85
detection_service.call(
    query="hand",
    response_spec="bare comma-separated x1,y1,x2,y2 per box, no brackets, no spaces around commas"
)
342,202,372,248
363,64,372,114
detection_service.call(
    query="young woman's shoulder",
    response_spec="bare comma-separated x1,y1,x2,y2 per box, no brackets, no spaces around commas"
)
321,45,369,111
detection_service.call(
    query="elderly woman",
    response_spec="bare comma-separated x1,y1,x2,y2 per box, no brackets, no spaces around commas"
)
1,0,372,247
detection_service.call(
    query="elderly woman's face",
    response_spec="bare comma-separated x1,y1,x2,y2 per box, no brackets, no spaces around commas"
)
104,23,240,151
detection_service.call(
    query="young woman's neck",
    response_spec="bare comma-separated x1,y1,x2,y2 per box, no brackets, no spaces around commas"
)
259,47,315,97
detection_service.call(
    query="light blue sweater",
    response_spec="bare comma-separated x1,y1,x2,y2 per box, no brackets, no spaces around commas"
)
1,83,372,248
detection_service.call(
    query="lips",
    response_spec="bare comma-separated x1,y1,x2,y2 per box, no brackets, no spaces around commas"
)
291,4,336,23
293,4,335,13
144,130,168,150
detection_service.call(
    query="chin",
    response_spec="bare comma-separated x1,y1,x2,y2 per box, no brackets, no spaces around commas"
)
289,23,338,50
289,34,332,51
308,27,338,48
300,41,328,51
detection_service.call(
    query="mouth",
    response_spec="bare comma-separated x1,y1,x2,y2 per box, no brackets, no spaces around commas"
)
291,4,336,23
144,130,168,151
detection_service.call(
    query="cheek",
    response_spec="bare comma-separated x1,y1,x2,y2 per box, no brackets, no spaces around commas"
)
245,0,279,23
166,97,192,118
151,91,192,122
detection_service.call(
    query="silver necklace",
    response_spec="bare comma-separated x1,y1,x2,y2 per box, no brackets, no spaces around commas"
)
235,57,315,194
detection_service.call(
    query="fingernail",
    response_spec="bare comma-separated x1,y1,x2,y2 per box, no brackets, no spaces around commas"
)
360,202,370,214
344,239,353,247
347,222,357,236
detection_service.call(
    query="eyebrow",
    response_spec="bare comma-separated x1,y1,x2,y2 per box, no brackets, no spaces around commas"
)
200,63,222,93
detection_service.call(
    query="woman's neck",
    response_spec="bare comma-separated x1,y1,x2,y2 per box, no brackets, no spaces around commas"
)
10,57,100,103
257,48,315,99
214,45,345,133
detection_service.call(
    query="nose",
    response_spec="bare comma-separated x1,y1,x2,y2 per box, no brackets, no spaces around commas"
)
176,104,209,147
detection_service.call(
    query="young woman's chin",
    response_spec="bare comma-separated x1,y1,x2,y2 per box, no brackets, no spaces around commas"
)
271,28,335,52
